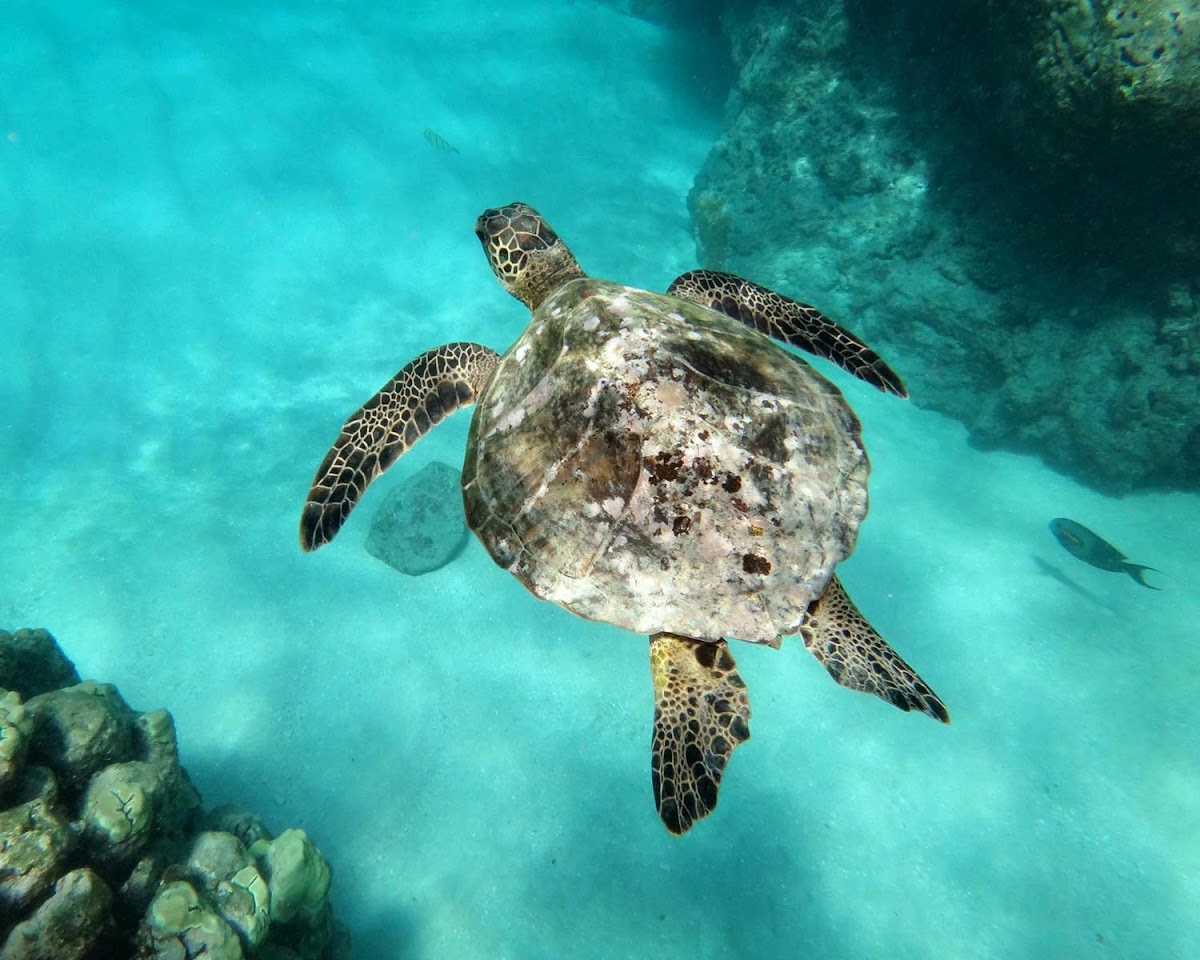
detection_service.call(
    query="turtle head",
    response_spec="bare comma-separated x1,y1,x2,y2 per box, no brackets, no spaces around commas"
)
476,203,586,311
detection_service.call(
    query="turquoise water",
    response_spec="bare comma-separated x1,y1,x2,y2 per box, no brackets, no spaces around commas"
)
2,2,1197,957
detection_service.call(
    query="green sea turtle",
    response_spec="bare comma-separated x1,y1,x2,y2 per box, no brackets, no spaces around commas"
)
299,202,948,834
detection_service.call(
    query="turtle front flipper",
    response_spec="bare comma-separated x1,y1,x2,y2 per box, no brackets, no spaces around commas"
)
800,576,949,723
649,633,752,835
300,342,500,551
666,269,907,398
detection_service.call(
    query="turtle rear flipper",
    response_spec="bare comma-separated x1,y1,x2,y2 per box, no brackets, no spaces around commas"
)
299,342,499,551
649,634,752,835
800,576,949,723
666,269,907,398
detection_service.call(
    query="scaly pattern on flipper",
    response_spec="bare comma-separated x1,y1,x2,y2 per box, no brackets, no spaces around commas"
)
800,576,949,723
649,633,752,835
300,342,499,551
667,269,907,397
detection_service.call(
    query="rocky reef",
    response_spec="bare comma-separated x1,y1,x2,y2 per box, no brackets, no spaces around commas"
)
615,0,1200,492
0,628,347,960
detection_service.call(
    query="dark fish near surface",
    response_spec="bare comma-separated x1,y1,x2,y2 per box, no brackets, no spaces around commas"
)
1048,518,1160,589
422,127,460,154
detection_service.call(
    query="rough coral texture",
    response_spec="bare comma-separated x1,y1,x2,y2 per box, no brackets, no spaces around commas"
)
0,692,33,798
2,868,114,960
995,2,1200,153
0,628,348,960
678,0,1200,493
26,682,138,794
0,629,80,699
0,767,71,917
258,829,332,927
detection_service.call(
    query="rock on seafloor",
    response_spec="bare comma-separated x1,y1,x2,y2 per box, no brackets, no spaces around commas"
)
365,459,470,575
0,627,350,960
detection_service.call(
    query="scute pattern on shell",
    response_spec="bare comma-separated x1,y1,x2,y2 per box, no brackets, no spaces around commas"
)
462,279,869,645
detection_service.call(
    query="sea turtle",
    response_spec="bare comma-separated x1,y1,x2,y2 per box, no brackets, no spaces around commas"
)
299,202,949,834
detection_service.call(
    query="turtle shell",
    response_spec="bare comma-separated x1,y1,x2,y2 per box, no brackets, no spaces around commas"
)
461,277,869,646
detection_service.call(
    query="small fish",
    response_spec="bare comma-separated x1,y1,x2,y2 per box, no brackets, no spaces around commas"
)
1048,518,1160,589
422,128,459,154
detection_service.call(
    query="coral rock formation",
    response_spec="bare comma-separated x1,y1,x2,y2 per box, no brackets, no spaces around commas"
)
0,628,346,960
609,0,1200,492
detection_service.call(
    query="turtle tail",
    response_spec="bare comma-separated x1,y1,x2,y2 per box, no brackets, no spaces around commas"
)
1123,562,1161,590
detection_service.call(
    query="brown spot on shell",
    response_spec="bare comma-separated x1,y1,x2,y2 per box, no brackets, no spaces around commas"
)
742,554,771,575
646,451,684,484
